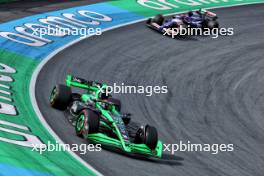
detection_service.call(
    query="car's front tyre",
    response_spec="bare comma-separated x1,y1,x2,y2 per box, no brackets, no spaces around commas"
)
152,14,164,26
75,109,100,138
144,125,158,150
134,125,158,150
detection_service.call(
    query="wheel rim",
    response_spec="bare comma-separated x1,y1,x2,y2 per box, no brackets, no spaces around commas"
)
49,87,57,104
76,115,85,133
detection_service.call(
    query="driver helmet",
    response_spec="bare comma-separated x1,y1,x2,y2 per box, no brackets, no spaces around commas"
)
99,91,109,100
188,11,193,17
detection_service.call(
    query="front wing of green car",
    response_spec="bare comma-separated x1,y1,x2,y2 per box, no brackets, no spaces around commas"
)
87,133,163,158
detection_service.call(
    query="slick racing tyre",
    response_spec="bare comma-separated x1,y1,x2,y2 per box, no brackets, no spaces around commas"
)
50,84,72,110
144,125,158,150
75,109,100,138
108,97,121,111
146,18,151,24
207,20,219,30
134,125,158,150
203,19,219,30
152,14,164,26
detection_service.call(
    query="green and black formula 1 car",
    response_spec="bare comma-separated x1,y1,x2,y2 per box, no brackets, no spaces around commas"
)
49,75,163,158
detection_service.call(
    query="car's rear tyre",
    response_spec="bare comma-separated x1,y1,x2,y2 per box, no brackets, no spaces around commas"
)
146,18,151,24
50,84,72,110
75,109,100,138
152,14,164,26
108,97,121,111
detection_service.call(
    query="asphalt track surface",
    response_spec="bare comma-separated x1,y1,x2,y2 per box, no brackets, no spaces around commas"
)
35,4,264,176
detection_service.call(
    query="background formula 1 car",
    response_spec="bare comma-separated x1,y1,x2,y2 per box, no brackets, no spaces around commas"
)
182,9,219,29
146,9,219,35
49,75,163,158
